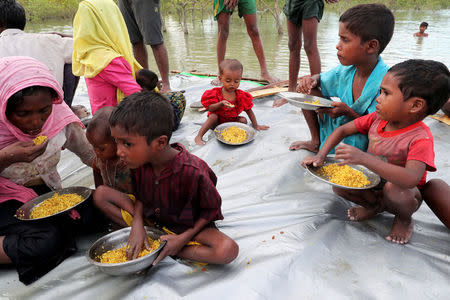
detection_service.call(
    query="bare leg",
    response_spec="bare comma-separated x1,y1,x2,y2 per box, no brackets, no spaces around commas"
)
302,18,321,75
151,43,171,93
195,114,219,145
383,183,421,244
177,227,239,264
422,179,450,229
333,186,382,221
133,40,148,69
237,116,248,124
213,12,230,86
243,14,278,83
273,19,301,107
0,236,12,263
93,185,135,227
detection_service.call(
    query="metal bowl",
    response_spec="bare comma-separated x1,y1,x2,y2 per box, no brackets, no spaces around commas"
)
86,226,166,276
278,92,333,110
214,122,256,145
305,157,381,190
15,186,92,221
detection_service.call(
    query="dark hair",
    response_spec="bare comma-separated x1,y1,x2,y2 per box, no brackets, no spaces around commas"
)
0,0,26,30
219,59,243,75
136,69,159,91
5,86,58,116
388,59,450,115
420,22,428,28
109,91,174,144
87,106,115,140
339,4,394,54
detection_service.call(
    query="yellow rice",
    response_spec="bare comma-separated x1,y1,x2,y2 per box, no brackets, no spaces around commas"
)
304,99,323,106
318,163,370,188
220,126,247,144
98,238,162,263
33,135,47,145
30,193,84,219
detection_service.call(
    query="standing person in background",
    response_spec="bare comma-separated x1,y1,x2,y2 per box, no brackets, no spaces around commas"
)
72,0,143,115
273,0,339,107
212,0,278,85
0,0,78,107
118,0,171,93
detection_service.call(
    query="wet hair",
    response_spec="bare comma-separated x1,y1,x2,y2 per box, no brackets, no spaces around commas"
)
5,86,58,116
219,59,243,75
420,22,428,28
136,69,159,91
109,91,174,144
86,106,116,141
339,4,394,54
0,0,26,30
388,59,450,115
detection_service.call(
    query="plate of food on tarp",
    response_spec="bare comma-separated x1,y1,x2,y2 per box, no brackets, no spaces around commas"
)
214,122,256,146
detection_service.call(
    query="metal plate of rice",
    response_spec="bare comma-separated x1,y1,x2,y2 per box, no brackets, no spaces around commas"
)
15,186,92,221
278,92,333,110
214,122,256,146
306,157,381,190
86,226,166,276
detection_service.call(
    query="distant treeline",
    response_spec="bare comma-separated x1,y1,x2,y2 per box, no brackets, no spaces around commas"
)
19,0,449,22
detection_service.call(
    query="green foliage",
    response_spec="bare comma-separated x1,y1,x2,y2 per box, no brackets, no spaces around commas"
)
18,0,449,22
18,0,81,21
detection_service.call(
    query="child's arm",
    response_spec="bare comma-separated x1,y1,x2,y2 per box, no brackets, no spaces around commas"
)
152,217,210,266
126,199,150,260
301,121,359,167
335,143,426,189
207,101,234,112
245,109,269,130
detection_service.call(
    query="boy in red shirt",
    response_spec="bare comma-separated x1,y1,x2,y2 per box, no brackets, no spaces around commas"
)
95,91,238,264
302,59,449,244
195,59,269,145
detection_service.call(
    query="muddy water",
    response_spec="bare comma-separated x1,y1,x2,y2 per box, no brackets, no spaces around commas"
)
28,9,450,80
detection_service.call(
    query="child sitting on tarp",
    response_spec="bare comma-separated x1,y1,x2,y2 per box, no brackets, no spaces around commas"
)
302,59,449,244
94,91,239,264
195,59,269,145
136,69,186,130
290,4,394,153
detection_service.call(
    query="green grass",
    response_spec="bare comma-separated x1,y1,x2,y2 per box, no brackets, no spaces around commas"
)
19,0,449,22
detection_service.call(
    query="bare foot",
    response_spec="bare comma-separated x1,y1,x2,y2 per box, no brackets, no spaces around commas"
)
195,135,206,146
385,216,413,244
160,81,171,93
260,72,280,84
210,77,221,86
273,98,288,107
347,206,378,221
289,140,319,152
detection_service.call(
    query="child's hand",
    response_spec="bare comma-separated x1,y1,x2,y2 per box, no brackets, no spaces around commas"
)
335,143,366,165
254,124,269,130
318,102,349,119
296,76,317,94
152,234,190,266
126,224,150,260
301,155,325,168
221,100,235,108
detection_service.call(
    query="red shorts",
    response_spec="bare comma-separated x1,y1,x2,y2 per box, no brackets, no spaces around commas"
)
209,112,240,124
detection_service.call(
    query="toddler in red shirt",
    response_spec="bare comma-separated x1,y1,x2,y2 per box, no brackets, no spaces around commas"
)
95,91,239,265
302,59,449,244
195,59,269,145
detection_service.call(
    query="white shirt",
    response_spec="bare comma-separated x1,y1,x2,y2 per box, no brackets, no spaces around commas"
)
0,29,73,87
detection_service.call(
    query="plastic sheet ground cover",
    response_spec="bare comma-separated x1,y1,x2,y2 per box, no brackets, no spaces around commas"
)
1,75,449,299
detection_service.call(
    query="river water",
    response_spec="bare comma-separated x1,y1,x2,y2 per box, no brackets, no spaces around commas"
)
28,9,450,80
